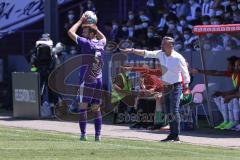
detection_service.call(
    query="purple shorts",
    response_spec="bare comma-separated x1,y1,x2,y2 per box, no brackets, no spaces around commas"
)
82,78,102,105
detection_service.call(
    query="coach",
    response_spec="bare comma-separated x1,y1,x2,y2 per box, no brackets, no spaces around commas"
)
120,36,190,142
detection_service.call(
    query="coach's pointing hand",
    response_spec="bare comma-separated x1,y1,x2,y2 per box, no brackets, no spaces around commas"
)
119,48,133,54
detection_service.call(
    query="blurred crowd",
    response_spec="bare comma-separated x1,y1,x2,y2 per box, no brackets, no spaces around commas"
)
103,0,240,52
60,0,240,55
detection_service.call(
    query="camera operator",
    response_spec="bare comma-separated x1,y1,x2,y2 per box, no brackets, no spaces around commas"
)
30,34,63,116
52,42,66,67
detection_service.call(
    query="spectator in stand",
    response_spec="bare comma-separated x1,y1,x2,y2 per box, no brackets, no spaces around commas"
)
174,41,184,52
186,0,201,21
204,16,225,51
146,0,158,22
86,0,96,12
65,10,76,29
127,11,137,25
145,26,161,50
224,8,233,24
184,44,194,52
215,5,225,17
138,10,151,24
166,19,178,35
189,7,203,25
64,10,77,46
156,10,168,32
233,10,240,23
134,10,150,44
127,23,135,40
214,0,226,7
201,0,212,17
222,34,240,50
118,22,129,41
109,20,121,42
210,15,222,25
201,15,211,25
166,11,179,23
173,31,184,42
202,38,212,51
208,34,224,52
183,28,198,51
175,0,190,18
103,22,112,41
225,38,238,50
79,0,96,15
230,0,239,12
177,16,192,34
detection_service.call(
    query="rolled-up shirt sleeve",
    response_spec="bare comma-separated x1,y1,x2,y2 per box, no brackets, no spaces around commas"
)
179,57,190,84
144,50,162,58
99,39,107,47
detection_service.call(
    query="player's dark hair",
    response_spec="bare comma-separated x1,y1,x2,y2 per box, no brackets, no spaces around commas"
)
227,56,239,62
82,26,97,35
227,56,239,66
89,28,97,35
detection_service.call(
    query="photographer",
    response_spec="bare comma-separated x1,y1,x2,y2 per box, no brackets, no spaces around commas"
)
31,34,62,116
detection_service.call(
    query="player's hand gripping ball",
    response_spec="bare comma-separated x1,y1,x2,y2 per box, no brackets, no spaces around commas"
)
83,11,97,24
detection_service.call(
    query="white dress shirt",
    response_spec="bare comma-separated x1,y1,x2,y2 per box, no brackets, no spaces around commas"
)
144,50,190,85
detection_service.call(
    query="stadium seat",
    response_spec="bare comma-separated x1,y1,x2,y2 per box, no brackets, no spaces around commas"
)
191,84,211,128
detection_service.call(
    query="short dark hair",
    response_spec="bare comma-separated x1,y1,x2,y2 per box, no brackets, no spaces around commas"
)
82,26,97,35
88,28,97,35
163,36,175,44
227,56,239,63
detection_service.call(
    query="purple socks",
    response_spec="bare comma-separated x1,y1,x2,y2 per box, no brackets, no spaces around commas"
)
94,111,102,137
79,109,87,136
79,109,102,137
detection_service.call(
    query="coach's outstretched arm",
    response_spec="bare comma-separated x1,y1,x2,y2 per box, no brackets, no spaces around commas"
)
120,48,160,58
68,15,85,43
120,48,145,56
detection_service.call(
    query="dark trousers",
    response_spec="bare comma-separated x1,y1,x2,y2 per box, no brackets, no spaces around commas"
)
164,83,182,136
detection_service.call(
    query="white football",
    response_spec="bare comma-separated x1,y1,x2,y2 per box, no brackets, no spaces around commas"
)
84,11,97,24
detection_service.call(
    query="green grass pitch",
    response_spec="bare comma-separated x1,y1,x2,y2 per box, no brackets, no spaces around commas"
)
0,125,239,160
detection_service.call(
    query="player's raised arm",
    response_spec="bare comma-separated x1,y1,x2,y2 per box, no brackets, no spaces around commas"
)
120,48,145,57
120,48,161,58
68,14,85,43
96,27,106,44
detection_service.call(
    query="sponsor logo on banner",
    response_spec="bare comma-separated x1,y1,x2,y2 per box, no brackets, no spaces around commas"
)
0,0,72,31
14,89,36,103
193,25,240,34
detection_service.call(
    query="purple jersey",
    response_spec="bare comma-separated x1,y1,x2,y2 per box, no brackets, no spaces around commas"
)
76,36,106,82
